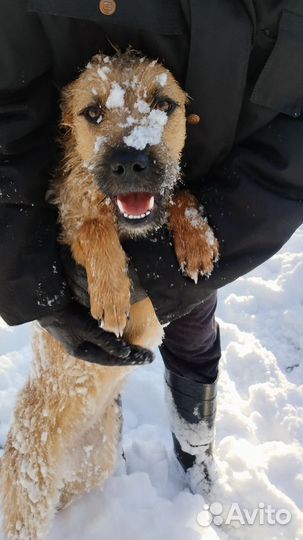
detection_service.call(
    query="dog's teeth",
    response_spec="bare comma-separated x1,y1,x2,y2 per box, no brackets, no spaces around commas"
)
122,210,151,220
117,199,125,214
148,196,155,210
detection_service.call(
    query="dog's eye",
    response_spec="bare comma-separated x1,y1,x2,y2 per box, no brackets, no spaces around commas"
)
80,105,103,124
153,98,176,115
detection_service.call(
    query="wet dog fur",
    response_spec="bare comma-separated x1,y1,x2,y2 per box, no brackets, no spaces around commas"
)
0,51,218,539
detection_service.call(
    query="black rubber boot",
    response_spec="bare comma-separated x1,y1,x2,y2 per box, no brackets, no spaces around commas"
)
165,368,217,494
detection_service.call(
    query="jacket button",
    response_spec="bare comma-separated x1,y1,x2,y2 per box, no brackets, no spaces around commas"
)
99,0,117,16
187,113,201,125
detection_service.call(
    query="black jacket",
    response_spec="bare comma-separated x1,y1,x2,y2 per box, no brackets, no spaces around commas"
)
0,0,302,325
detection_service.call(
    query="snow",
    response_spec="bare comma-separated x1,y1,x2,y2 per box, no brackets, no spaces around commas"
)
0,227,302,540
124,109,168,151
184,207,208,229
156,73,168,87
135,99,150,114
118,115,136,128
94,136,107,154
165,385,215,449
206,228,216,247
97,66,111,82
106,82,125,109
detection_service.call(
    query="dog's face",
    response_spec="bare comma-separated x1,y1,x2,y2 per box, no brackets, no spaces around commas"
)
62,52,187,236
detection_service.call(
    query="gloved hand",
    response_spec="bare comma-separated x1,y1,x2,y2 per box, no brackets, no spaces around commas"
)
39,300,153,366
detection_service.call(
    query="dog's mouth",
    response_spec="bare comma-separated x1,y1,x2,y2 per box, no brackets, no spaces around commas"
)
113,192,158,223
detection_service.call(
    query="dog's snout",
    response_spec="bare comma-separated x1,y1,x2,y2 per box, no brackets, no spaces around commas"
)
110,149,149,177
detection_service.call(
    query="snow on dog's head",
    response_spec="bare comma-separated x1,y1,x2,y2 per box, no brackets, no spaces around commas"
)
60,50,188,236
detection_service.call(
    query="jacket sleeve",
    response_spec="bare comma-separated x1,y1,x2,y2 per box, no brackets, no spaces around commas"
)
124,112,303,323
0,1,71,325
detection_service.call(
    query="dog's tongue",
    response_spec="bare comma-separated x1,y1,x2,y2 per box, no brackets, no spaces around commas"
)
116,193,154,216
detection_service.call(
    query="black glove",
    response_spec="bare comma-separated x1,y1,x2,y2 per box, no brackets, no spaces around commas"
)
39,301,153,366
123,228,213,324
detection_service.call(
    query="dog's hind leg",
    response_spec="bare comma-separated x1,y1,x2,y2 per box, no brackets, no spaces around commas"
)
123,297,164,351
58,394,123,509
0,375,67,540
0,329,123,540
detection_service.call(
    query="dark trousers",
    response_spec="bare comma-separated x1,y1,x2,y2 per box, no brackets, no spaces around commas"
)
160,293,220,384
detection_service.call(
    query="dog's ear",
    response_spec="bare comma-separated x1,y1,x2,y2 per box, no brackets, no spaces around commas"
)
60,82,75,129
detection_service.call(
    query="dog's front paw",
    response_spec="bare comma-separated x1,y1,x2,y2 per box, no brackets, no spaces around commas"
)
72,219,132,338
90,273,131,337
176,216,219,283
169,192,219,283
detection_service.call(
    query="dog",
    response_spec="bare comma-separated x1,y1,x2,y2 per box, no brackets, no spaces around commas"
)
0,51,219,539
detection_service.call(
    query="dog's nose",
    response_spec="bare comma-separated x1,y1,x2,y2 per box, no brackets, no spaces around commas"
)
110,149,149,177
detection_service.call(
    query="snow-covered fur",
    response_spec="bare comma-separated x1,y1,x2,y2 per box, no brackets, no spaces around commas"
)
0,52,218,539
0,301,163,540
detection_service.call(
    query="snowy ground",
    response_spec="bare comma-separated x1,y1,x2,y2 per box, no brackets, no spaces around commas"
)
0,227,302,540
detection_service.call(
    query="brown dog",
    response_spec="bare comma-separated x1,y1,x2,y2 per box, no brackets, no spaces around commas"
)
0,51,218,539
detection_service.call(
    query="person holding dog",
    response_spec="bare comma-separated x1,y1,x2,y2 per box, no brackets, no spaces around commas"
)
0,0,302,494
